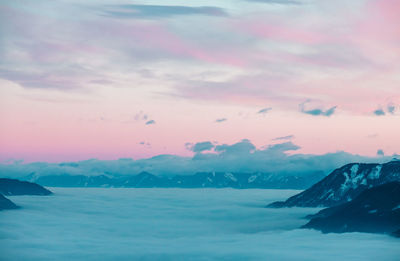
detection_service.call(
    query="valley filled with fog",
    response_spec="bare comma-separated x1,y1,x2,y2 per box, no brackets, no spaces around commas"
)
1,188,398,261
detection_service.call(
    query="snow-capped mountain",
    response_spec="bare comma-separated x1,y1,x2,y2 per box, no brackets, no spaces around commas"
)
268,161,400,207
302,182,400,237
26,171,324,189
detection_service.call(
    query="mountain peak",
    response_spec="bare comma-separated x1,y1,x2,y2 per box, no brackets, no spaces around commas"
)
267,161,400,208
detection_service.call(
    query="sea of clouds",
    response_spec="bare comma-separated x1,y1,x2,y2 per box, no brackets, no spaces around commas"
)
0,140,395,179
0,188,399,260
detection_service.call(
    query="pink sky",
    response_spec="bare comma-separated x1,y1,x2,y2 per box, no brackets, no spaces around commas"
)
0,0,399,162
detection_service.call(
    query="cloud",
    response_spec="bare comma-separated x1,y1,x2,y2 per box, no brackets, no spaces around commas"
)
373,104,397,116
387,103,396,114
131,112,155,125
215,118,227,123
265,141,300,153
257,107,272,115
299,101,336,117
373,108,385,116
272,135,294,141
0,69,86,90
189,141,215,153
0,140,393,179
2,186,397,261
102,5,227,19
214,139,256,155
134,111,148,121
139,141,151,148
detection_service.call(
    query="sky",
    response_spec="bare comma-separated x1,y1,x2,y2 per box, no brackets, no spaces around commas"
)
0,0,399,163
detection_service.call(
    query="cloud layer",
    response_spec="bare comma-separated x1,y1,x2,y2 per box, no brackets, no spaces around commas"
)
1,188,398,260
0,140,395,178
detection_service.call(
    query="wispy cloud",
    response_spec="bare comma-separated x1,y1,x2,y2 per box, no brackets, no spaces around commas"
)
134,111,148,121
215,118,227,123
245,0,301,5
145,120,156,125
139,141,151,148
102,5,228,19
299,101,337,117
257,107,272,115
272,135,294,141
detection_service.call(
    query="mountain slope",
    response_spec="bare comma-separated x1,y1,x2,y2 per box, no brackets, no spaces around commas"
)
302,182,400,236
0,194,19,210
268,161,400,208
0,178,52,196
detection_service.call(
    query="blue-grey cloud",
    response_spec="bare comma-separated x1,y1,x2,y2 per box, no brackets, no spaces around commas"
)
387,103,396,114
145,120,156,125
257,107,272,115
266,141,300,153
190,141,215,153
102,5,227,19
139,141,151,147
214,139,256,155
215,118,227,123
299,102,336,117
0,140,393,179
272,135,294,141
373,108,385,116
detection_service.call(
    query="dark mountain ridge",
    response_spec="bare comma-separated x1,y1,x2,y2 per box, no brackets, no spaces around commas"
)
268,161,400,208
0,178,53,196
302,182,400,236
0,194,19,211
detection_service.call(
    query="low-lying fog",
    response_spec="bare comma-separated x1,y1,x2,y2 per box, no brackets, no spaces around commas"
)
1,188,398,260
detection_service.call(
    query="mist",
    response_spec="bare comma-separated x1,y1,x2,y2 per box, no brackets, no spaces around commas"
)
1,188,398,260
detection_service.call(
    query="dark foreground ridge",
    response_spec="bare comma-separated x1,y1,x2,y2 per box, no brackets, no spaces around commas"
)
302,182,400,237
0,178,53,196
0,194,19,210
27,171,324,189
268,161,400,208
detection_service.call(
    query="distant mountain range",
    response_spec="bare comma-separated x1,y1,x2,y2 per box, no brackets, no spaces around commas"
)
268,161,400,208
2,161,400,237
23,171,325,189
302,182,400,237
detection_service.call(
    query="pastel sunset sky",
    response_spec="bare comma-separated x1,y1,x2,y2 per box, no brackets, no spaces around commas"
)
0,0,399,162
